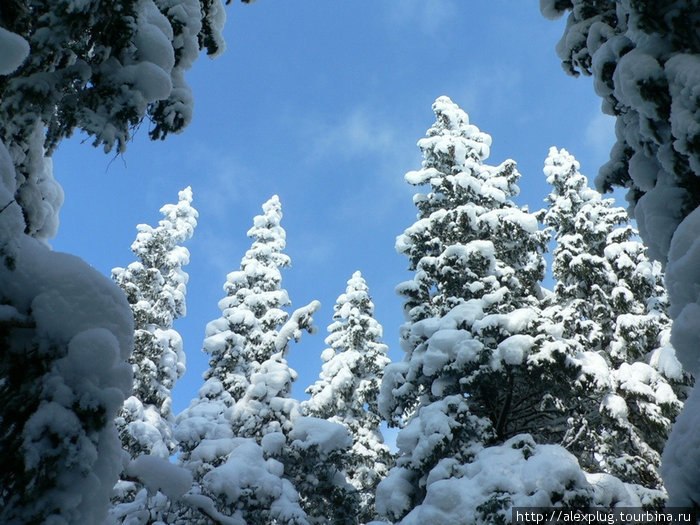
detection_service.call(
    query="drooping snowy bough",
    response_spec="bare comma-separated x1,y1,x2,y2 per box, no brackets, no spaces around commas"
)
541,0,700,505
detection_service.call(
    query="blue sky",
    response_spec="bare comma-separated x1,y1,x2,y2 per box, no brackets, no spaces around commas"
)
51,1,616,415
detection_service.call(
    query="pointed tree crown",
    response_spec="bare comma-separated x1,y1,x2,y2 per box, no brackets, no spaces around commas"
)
202,194,293,398
306,271,390,421
113,186,197,426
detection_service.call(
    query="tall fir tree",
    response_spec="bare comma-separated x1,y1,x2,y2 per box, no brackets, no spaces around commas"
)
113,186,197,459
377,96,591,522
304,271,392,523
107,186,197,523
175,195,347,524
542,147,690,495
176,195,303,469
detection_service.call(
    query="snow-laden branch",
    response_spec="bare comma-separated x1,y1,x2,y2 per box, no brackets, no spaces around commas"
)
274,300,321,354
180,494,246,525
121,455,246,525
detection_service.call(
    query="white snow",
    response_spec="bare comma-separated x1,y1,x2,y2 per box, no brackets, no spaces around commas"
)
473,308,538,336
649,344,684,381
575,351,610,389
422,329,481,375
665,206,700,375
661,206,700,507
496,334,535,366
0,27,29,75
662,384,700,506
399,435,594,524
289,416,352,458
601,393,629,421
201,438,309,524
126,454,193,499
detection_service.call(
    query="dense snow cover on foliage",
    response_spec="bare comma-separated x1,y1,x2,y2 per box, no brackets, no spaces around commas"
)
304,271,393,522
383,434,651,525
542,147,689,493
374,97,686,523
109,187,198,522
113,186,197,457
1,2,698,521
540,0,700,261
0,235,134,524
176,195,307,460
175,196,354,524
378,96,585,522
541,0,700,506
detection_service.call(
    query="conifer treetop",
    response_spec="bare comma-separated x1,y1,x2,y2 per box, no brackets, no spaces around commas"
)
543,147,628,250
241,194,290,273
109,187,198,523
202,194,294,399
119,186,199,328
305,270,389,419
425,96,492,159
113,186,197,422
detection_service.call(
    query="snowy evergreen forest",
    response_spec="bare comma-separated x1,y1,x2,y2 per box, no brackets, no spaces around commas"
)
1,1,700,524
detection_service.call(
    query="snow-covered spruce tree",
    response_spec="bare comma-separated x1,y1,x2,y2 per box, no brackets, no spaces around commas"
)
175,195,296,470
376,96,598,522
0,2,252,521
175,196,348,524
540,1,700,504
542,147,690,497
304,270,392,523
108,186,198,523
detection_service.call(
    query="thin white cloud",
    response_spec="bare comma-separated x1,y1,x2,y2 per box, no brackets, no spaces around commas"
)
584,110,616,165
451,65,525,121
302,105,420,189
188,149,256,221
385,0,459,37
287,229,336,269
308,107,398,161
300,106,420,225
193,228,244,280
